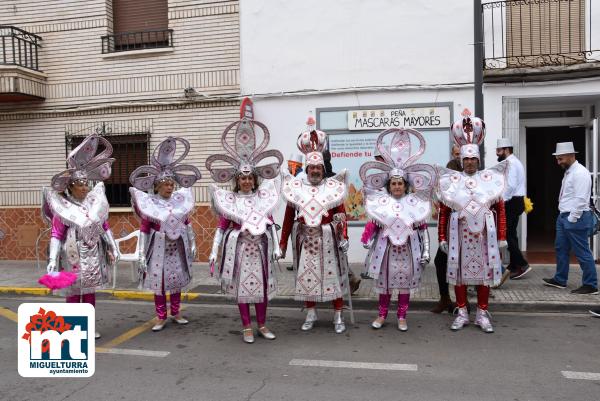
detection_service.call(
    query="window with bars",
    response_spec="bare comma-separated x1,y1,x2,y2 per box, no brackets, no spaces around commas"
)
68,134,150,207
102,0,172,53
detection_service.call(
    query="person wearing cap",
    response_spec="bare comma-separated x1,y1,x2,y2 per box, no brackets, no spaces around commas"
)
431,144,463,314
129,137,202,332
279,117,351,334
543,142,598,295
285,153,305,272
437,109,508,333
44,133,120,340
495,138,530,286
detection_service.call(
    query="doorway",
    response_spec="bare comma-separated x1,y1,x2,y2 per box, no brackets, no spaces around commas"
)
525,126,586,262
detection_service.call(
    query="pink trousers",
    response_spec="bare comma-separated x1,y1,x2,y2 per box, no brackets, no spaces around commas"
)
66,293,96,307
378,293,410,319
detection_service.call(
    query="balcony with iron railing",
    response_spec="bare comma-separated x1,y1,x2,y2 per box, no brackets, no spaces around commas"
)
482,0,600,82
0,25,46,102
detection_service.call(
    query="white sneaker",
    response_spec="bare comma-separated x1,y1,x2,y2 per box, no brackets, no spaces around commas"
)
474,308,494,333
333,310,346,334
450,307,469,331
301,308,318,331
95,331,101,339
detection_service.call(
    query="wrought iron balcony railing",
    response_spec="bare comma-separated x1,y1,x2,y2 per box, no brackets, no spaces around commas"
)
101,29,173,54
0,25,42,71
483,0,600,69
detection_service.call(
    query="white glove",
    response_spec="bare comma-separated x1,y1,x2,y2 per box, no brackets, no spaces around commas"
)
209,228,224,266
362,238,374,250
567,215,578,223
102,229,121,265
498,240,508,249
187,225,197,261
419,229,430,267
338,239,349,253
138,231,149,274
46,237,62,273
439,240,449,254
269,224,282,260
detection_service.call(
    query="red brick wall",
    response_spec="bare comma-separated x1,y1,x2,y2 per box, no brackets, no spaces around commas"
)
0,206,218,261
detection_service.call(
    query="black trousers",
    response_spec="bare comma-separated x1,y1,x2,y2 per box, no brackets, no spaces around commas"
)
505,196,528,270
434,248,450,297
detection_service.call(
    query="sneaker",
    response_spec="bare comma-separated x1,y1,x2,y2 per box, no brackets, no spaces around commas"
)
542,278,566,289
360,272,373,280
510,265,532,280
571,285,599,295
589,309,600,317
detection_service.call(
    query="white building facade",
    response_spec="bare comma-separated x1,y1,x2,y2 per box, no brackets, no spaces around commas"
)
240,0,600,263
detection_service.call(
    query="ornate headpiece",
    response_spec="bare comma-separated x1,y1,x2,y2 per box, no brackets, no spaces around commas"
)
297,115,327,167
452,108,485,162
129,137,201,191
359,128,436,194
51,134,115,192
205,117,283,183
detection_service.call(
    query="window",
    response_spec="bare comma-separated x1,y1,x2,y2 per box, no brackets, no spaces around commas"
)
506,0,585,66
67,131,150,207
102,0,172,53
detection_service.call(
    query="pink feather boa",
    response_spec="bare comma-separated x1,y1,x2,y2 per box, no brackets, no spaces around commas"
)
361,221,377,244
38,271,78,290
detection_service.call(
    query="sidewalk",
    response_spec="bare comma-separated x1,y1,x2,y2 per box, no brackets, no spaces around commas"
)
1,260,599,312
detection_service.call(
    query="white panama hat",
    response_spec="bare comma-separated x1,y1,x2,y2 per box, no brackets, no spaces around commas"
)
496,138,513,148
552,142,578,156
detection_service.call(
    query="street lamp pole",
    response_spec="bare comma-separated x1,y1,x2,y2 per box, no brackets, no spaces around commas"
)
474,0,485,167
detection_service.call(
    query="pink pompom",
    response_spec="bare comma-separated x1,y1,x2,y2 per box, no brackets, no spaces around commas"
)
361,221,377,244
38,271,78,290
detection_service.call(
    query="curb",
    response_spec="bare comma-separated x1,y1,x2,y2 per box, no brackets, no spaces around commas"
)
0,286,597,313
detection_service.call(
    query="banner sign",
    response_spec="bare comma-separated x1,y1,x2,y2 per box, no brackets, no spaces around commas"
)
347,107,450,131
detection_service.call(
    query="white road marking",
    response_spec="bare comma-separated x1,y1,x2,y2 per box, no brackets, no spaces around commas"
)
96,347,170,358
289,359,417,371
561,371,600,381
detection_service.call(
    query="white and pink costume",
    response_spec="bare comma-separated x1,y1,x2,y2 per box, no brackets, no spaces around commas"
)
360,129,436,330
129,137,201,326
44,134,119,338
206,115,283,340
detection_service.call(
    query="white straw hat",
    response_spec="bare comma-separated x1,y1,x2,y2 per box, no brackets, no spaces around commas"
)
552,142,578,156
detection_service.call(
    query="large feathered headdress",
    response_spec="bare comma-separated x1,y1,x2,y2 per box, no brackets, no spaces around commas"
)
129,137,201,191
452,108,485,162
359,128,436,196
51,133,115,192
205,117,283,183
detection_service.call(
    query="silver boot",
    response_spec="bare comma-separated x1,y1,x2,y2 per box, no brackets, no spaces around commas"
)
450,307,469,331
301,308,318,331
474,308,494,333
333,310,346,334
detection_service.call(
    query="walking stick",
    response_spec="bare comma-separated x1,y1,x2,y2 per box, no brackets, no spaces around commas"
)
334,214,355,325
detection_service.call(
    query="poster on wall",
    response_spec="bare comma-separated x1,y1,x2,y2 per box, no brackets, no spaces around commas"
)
328,130,451,223
328,132,379,222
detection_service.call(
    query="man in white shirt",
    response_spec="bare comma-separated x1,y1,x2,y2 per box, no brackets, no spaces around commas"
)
495,138,530,287
543,142,598,295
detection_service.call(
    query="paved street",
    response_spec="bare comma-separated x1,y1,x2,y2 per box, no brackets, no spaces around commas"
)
3,260,600,311
1,296,599,401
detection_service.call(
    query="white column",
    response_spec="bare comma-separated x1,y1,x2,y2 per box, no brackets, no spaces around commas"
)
502,97,520,156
